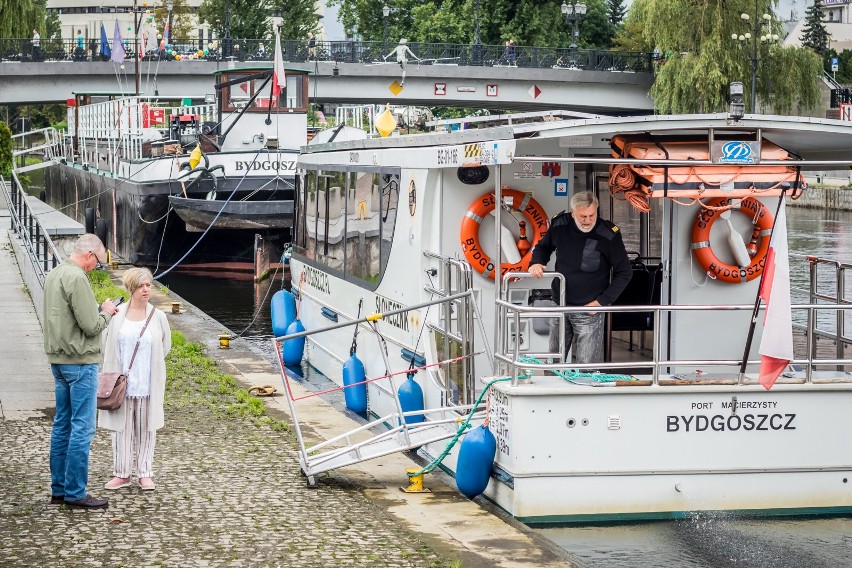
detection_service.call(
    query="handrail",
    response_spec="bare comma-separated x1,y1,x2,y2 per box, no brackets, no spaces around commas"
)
0,36,654,73
495,299,852,386
0,172,63,286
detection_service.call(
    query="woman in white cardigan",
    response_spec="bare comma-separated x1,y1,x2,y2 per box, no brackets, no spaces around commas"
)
99,268,171,491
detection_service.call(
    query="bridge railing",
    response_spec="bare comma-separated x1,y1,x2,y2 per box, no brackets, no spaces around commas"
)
0,37,652,73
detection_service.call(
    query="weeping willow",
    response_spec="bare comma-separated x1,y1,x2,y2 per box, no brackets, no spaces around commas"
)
640,0,822,114
0,0,45,38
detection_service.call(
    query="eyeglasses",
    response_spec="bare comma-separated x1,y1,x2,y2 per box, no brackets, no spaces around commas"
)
89,250,105,270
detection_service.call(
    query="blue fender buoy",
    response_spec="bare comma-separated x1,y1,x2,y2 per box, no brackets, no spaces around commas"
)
281,319,305,365
342,354,368,413
456,424,497,499
398,373,425,424
271,290,296,338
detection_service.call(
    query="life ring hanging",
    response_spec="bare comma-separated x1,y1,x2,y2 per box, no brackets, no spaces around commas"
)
460,188,548,279
691,197,773,284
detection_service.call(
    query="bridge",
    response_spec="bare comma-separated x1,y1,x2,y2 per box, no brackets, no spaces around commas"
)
0,39,654,114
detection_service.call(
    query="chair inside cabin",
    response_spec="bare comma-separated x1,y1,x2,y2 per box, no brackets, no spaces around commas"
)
609,254,663,353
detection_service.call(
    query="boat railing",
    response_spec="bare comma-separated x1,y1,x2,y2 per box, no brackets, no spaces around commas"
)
422,252,490,405
495,299,851,387
0,172,63,287
790,254,851,367
11,127,61,174
273,289,492,483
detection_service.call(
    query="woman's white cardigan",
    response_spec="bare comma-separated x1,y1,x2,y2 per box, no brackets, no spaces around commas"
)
98,303,172,432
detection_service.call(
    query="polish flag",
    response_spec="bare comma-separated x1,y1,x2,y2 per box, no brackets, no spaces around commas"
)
758,205,794,390
272,28,286,99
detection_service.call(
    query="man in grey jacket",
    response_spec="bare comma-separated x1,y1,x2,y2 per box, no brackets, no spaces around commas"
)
44,234,118,508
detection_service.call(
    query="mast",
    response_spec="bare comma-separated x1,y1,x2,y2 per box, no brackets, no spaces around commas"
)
133,0,140,97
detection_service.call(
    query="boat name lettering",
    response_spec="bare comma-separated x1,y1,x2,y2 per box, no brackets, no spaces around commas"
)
666,413,796,432
375,295,409,331
304,266,330,294
490,390,510,456
721,400,777,409
437,147,459,165
707,259,764,281
234,160,296,171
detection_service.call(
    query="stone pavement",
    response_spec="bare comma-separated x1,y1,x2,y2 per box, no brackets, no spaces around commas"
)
0,207,574,567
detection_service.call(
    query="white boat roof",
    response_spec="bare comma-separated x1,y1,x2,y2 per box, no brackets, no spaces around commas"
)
302,112,852,169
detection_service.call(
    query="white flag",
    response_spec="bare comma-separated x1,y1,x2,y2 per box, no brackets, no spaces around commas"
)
272,28,285,99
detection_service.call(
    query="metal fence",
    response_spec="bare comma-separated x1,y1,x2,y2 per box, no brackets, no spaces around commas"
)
0,37,653,73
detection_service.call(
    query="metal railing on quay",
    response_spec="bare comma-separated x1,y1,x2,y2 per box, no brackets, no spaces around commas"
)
495,299,852,387
0,36,653,73
0,172,63,286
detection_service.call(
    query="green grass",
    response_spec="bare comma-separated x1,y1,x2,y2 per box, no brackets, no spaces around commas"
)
87,269,127,304
165,331,289,431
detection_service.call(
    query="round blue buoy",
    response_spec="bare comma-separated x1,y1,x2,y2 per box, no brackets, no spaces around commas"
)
281,319,305,365
398,373,425,424
270,290,296,338
456,424,497,499
342,354,368,413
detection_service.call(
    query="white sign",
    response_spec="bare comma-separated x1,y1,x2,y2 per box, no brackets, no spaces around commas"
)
486,84,498,97
434,83,446,96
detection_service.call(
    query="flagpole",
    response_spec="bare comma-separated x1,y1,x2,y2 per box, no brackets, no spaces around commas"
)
133,0,140,97
736,170,799,384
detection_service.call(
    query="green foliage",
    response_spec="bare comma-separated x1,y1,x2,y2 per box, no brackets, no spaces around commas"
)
0,0,45,38
607,0,626,26
640,0,821,114
153,0,194,39
198,0,318,41
801,0,829,56
43,4,61,39
0,121,12,179
87,269,128,304
13,104,65,130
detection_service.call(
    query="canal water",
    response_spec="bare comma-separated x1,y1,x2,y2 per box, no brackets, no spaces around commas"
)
24,170,852,565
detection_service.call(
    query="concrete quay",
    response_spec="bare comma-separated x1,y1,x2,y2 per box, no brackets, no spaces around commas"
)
0,203,573,567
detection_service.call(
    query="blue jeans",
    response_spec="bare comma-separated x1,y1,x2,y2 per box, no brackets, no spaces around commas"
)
50,364,98,501
549,311,605,365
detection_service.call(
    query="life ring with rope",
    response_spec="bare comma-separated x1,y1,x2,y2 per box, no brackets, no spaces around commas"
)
460,188,549,279
691,197,774,284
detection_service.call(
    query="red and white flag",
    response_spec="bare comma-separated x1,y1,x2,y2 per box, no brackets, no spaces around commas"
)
272,28,286,100
758,204,794,390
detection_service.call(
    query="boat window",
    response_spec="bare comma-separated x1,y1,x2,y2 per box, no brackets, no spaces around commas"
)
221,72,307,112
294,171,308,255
300,170,318,260
345,172,381,283
380,173,399,274
318,171,346,271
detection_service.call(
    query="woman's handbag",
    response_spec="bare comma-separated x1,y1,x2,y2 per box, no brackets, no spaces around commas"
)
97,308,155,411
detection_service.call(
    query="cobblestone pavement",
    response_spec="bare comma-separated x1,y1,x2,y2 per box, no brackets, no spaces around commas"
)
0,402,453,567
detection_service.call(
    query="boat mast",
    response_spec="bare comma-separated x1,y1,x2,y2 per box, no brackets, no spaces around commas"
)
133,0,140,97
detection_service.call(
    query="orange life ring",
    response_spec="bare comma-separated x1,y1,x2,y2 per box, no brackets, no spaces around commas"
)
460,189,548,278
691,197,774,284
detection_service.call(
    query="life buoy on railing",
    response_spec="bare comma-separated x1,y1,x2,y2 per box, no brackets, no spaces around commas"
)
460,188,548,279
691,197,774,284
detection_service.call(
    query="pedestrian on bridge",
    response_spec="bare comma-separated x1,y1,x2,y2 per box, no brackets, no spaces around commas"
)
44,234,118,509
32,29,41,61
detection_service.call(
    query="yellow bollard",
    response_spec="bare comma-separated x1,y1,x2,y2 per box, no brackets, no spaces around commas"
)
110,260,119,270
400,467,430,493
218,334,231,349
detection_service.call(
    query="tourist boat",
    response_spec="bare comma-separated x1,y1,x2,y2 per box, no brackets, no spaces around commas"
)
43,65,310,268
274,110,852,523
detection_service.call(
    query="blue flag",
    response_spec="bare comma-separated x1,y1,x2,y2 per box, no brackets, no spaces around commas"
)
110,19,125,64
99,23,111,59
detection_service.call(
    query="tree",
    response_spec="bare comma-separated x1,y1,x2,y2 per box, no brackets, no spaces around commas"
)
153,0,194,40
801,0,829,56
607,0,626,27
0,121,12,180
637,0,821,114
0,0,44,37
198,0,318,41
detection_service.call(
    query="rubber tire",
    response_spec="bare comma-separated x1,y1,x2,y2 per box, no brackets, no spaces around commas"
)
84,208,95,234
39,190,46,202
94,218,107,246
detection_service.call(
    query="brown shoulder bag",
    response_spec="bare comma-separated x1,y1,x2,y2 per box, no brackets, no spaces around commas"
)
97,309,155,411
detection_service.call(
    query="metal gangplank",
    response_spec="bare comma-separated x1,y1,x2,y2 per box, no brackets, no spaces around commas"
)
273,289,490,486
12,127,60,174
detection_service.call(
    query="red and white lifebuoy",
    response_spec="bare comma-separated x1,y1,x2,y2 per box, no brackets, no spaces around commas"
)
691,197,773,284
460,188,548,279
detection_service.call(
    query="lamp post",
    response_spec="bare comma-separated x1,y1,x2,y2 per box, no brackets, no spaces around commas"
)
223,0,232,59
732,1,778,112
132,0,142,96
560,0,586,68
382,5,390,54
166,0,173,52
472,0,482,65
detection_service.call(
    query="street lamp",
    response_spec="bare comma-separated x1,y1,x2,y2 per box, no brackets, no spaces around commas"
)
165,0,173,59
732,1,779,112
561,0,586,68
472,0,482,66
382,5,390,54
